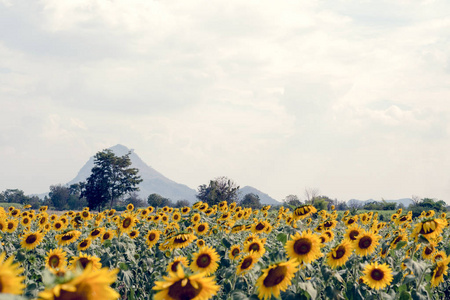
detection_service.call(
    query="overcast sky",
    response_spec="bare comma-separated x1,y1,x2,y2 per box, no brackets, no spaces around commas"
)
1,0,450,202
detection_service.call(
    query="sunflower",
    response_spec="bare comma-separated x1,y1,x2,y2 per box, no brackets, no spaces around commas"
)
326,240,353,268
430,258,450,287
244,239,266,258
292,205,317,220
252,220,269,234
172,212,182,222
362,262,393,290
181,207,191,214
128,230,140,239
56,230,82,246
5,219,19,233
229,245,241,260
38,264,119,300
285,230,322,264
0,219,6,232
77,238,92,251
126,203,134,211
256,259,299,300
118,213,138,234
412,218,447,240
191,213,201,224
236,253,258,275
145,230,161,248
101,230,115,243
20,216,32,227
390,233,407,249
21,231,44,250
343,225,363,243
344,216,358,226
355,231,381,257
70,253,102,271
45,248,67,270
196,239,206,248
153,266,219,300
195,222,210,236
167,256,189,273
169,232,197,249
89,227,105,240
190,246,220,275
0,252,26,295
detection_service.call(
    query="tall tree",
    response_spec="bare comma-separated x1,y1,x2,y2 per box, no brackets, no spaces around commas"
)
147,193,171,207
196,176,240,206
240,193,262,209
81,149,143,210
49,184,70,210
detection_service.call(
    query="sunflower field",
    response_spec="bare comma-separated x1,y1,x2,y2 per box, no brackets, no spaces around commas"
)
1,201,450,299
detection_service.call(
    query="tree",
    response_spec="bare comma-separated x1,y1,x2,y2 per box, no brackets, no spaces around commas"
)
283,195,302,207
147,193,172,207
196,176,240,206
1,189,29,204
408,197,447,218
81,149,143,211
240,193,262,209
174,199,190,208
304,187,319,204
49,184,70,210
123,192,146,208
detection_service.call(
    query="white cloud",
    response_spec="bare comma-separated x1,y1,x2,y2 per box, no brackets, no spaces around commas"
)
1,0,450,201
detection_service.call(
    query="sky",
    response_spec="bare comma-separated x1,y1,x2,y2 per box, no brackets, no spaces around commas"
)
1,0,450,203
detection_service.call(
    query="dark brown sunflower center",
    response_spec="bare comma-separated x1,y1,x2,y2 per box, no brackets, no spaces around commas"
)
359,236,372,249
79,241,88,248
419,222,436,234
425,246,434,255
26,234,37,244
8,223,14,229
149,233,156,241
174,236,188,244
54,289,89,300
130,231,137,237
168,279,202,300
249,243,260,252
232,249,240,256
62,234,74,241
241,257,254,270
171,261,181,272
103,233,110,240
324,222,333,228
91,229,100,236
196,254,211,268
435,265,445,277
435,254,443,261
370,269,384,281
263,266,287,287
392,237,401,245
198,225,205,232
23,218,30,224
332,246,346,259
347,219,355,224
122,218,132,228
49,255,60,268
55,223,61,229
255,223,265,231
349,230,359,241
293,238,312,255
78,258,90,269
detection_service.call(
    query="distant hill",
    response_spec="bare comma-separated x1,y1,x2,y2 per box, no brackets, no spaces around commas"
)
238,186,281,206
347,198,413,208
67,144,198,203
67,144,279,205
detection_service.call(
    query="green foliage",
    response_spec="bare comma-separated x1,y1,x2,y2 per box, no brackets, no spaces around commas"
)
240,193,262,209
81,149,143,211
147,193,171,207
408,197,447,218
363,200,397,211
196,176,240,206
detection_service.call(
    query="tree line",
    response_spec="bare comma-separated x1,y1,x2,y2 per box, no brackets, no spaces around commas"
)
1,149,447,214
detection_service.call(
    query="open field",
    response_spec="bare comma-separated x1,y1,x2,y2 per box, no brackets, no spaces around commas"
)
1,203,449,299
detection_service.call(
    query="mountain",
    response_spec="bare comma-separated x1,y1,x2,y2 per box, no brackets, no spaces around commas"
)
347,198,413,208
67,144,198,202
238,186,281,205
